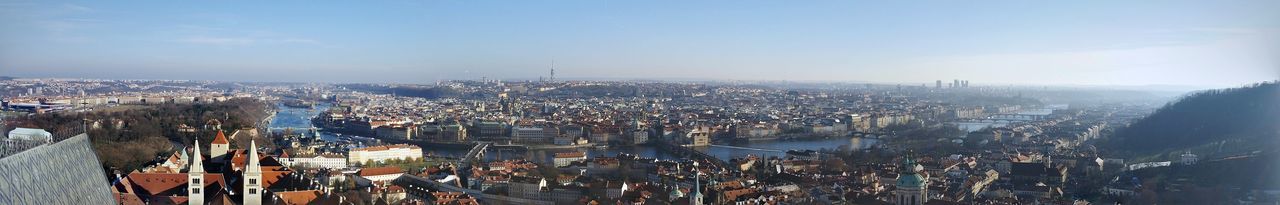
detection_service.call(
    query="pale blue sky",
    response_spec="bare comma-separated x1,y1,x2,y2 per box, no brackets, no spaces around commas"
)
0,1,1276,87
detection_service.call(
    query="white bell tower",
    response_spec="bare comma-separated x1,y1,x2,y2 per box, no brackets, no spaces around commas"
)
188,140,205,205
243,141,263,205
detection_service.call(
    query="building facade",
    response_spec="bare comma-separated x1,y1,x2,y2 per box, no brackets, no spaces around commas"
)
348,144,423,165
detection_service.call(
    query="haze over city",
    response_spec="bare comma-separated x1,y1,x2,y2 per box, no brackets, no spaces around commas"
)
1,1,1277,88
3,1,1280,205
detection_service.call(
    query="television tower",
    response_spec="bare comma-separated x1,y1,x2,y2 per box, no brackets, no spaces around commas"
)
549,60,556,82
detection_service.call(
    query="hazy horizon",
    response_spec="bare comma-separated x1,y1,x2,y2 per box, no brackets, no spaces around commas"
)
2,1,1277,88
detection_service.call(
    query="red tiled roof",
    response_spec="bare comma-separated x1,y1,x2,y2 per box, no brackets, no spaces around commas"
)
350,144,419,152
229,149,286,171
555,152,586,158
274,190,324,205
208,192,236,205
211,130,229,144
119,173,225,197
722,188,756,201
358,166,405,177
124,173,186,196
261,171,293,188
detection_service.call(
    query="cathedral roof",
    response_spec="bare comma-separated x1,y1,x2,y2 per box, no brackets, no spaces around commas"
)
896,153,927,188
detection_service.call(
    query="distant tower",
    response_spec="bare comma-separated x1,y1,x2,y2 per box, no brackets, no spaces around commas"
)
1181,151,1198,165
550,61,556,82
210,130,230,160
935,80,942,89
243,141,263,205
893,153,928,205
691,162,704,205
187,140,205,205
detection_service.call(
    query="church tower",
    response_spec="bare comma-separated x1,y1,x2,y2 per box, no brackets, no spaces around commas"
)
243,141,263,205
210,130,230,160
187,140,205,205
893,153,928,205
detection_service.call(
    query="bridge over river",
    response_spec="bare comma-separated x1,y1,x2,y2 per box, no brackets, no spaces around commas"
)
709,144,785,152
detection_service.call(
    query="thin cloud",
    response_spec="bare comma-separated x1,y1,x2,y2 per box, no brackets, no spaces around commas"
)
888,29,1278,87
61,3,92,12
36,18,105,43
177,36,255,46
275,38,326,46
171,23,327,47
38,18,103,32
175,36,325,47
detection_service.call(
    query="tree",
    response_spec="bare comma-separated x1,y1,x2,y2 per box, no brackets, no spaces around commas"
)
538,165,562,178
823,158,849,173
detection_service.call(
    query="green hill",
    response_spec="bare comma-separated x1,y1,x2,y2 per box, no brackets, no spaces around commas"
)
1105,81,1279,158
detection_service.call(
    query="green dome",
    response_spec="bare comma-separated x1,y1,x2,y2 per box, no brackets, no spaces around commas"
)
897,173,926,188
897,152,926,188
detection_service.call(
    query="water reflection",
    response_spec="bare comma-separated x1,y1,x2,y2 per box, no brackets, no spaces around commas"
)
270,102,881,164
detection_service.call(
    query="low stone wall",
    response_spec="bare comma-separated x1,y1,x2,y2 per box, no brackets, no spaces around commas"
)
0,134,113,204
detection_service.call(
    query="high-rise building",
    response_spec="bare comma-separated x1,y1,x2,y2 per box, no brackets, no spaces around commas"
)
935,80,942,89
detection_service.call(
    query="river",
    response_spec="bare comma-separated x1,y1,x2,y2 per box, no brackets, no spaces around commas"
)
269,102,342,142
269,103,879,164
522,137,879,164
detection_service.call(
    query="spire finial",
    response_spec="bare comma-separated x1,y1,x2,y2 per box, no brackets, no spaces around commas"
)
190,139,204,173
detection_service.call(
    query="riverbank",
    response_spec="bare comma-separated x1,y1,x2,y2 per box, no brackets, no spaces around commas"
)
270,102,881,162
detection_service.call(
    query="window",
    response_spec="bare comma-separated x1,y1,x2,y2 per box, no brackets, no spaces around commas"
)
249,188,257,194
249,179,257,184
192,188,200,194
192,178,200,184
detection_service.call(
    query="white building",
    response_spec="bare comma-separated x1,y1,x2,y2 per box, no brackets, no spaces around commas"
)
282,154,349,169
512,126,553,143
210,130,231,160
348,144,423,165
7,128,52,143
629,130,649,145
553,152,586,168
1180,151,1198,166
553,134,576,145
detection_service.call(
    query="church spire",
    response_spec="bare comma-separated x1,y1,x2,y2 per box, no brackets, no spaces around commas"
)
243,140,263,205
189,140,204,173
247,140,260,172
901,151,917,174
188,140,205,205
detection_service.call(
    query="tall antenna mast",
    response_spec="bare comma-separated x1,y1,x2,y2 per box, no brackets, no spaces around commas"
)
550,60,556,82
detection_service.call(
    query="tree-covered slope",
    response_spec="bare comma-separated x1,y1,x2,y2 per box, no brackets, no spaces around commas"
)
1107,81,1279,157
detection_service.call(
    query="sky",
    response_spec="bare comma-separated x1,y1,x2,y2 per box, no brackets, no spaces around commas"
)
0,1,1277,88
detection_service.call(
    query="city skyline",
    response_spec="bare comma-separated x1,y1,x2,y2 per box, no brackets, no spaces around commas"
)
1,1,1277,87
1,2,1277,204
